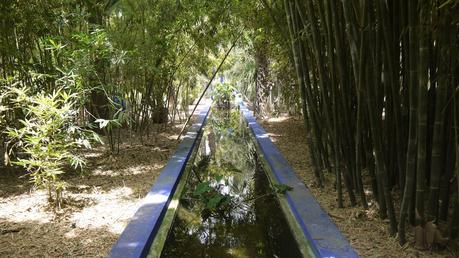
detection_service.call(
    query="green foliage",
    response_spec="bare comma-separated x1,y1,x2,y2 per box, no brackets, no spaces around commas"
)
5,87,99,207
95,96,130,154
209,109,242,139
212,82,235,109
0,0,293,222
191,174,293,220
273,183,294,194
192,180,232,220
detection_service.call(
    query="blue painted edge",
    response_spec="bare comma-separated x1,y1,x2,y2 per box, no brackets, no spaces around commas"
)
238,99,359,258
107,103,211,258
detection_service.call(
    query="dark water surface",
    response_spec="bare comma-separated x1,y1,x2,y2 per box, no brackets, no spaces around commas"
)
160,108,302,258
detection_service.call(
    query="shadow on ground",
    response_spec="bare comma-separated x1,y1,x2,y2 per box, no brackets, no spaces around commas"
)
0,219,118,257
0,166,33,198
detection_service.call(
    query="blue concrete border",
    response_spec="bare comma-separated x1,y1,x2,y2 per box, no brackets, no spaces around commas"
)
238,100,359,258
107,103,211,258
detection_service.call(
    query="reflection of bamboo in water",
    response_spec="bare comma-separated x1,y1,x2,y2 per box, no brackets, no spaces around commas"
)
208,130,217,158
253,154,273,257
163,106,302,256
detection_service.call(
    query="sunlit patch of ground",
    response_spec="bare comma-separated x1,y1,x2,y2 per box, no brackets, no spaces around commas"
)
0,190,53,224
265,116,290,123
166,134,180,140
0,184,142,256
67,186,135,231
261,115,459,258
0,107,201,257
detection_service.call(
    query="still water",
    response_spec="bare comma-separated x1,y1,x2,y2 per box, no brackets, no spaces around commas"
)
160,108,302,258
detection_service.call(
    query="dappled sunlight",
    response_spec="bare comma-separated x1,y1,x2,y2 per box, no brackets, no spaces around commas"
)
0,190,54,224
265,116,291,123
180,131,198,141
151,146,169,152
83,151,105,159
144,191,168,205
69,186,141,234
91,163,165,177
0,185,140,236
255,133,270,139
166,134,180,140
266,132,281,143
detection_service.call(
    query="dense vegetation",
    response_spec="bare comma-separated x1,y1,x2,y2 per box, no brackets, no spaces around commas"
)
284,0,459,247
1,0,458,253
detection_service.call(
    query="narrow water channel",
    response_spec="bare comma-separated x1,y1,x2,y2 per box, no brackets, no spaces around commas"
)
160,108,303,258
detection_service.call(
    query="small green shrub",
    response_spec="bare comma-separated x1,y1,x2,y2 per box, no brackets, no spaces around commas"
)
5,87,100,208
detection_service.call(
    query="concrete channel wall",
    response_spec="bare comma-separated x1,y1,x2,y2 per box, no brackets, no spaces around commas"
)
107,103,211,258
238,100,359,258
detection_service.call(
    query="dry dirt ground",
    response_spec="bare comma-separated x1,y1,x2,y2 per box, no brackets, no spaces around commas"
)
261,115,459,258
0,107,201,257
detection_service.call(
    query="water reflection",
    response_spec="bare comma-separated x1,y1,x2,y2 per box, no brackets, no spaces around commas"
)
161,108,302,258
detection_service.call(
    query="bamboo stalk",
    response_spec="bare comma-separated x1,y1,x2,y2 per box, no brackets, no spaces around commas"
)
399,0,419,244
414,0,430,227
284,0,323,186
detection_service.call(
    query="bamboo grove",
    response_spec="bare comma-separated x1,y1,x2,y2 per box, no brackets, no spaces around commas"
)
1,0,458,250
0,0,244,142
283,0,459,245
0,0,294,209
0,0,249,205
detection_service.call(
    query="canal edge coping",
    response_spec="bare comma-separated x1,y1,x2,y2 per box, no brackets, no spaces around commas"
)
238,100,360,258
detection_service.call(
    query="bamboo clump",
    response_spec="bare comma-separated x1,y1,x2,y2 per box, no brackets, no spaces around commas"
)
283,0,459,245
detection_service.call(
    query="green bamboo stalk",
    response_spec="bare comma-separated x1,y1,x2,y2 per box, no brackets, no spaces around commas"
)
299,0,353,207
399,0,419,245
322,0,344,208
377,0,405,188
426,53,447,221
283,0,323,186
414,0,431,227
